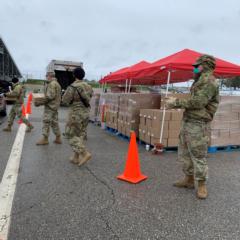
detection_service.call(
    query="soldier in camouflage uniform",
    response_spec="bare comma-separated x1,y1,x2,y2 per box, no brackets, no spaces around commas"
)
62,67,93,166
36,71,62,145
166,54,219,199
3,77,33,132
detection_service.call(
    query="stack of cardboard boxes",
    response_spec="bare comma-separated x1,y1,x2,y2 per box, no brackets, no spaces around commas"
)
105,94,120,129
117,94,161,137
139,109,183,147
210,96,240,146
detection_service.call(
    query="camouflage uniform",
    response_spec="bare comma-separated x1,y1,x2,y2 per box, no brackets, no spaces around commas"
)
168,55,219,181
6,82,32,128
41,78,62,138
62,80,93,156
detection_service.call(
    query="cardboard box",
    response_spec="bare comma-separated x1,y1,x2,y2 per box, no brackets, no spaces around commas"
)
149,127,169,139
167,138,179,147
171,109,184,121
140,116,146,126
146,117,152,128
214,112,239,121
139,125,148,134
144,134,151,144
152,109,171,121
230,120,240,129
231,104,240,113
211,120,230,130
169,121,182,131
139,132,145,141
152,119,169,131
168,129,180,138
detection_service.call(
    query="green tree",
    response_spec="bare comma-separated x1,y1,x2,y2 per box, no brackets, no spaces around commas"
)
223,77,240,90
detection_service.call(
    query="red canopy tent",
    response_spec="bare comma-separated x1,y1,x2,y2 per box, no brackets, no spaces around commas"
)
101,49,240,85
100,60,150,84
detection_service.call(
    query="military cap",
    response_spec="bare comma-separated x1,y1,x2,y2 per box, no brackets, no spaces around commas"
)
192,54,216,68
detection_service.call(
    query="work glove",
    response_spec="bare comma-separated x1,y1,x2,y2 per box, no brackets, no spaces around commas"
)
165,96,177,109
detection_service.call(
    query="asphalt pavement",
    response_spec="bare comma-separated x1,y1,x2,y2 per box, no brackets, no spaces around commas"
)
1,106,240,240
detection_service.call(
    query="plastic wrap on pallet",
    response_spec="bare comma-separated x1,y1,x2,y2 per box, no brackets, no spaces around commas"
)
89,93,100,122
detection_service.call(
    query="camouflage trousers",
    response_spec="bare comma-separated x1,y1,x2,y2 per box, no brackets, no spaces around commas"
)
42,107,61,138
65,111,89,155
178,120,210,181
7,103,31,127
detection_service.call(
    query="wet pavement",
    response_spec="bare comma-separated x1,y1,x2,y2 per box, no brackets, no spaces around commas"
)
1,106,240,239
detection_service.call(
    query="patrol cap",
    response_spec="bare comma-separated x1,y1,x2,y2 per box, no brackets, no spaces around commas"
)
73,67,85,80
192,54,216,68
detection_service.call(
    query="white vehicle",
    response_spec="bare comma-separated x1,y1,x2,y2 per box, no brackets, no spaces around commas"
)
46,60,83,93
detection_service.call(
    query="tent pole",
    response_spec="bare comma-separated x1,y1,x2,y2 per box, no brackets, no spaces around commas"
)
128,79,132,93
104,82,107,92
125,79,128,93
160,70,171,144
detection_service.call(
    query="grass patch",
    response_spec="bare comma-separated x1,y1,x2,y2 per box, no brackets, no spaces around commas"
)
25,79,45,85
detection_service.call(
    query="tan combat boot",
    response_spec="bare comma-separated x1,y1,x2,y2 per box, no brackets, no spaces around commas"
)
70,152,80,164
26,125,34,133
78,151,92,167
54,135,62,144
173,175,195,189
36,136,49,145
197,180,208,199
3,125,12,132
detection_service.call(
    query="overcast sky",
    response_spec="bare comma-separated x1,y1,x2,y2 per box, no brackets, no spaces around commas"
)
1,0,240,80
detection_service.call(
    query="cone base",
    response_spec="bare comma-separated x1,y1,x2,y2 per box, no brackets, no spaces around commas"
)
117,174,148,184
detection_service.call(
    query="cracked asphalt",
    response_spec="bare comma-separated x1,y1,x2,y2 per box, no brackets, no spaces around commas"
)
1,105,240,240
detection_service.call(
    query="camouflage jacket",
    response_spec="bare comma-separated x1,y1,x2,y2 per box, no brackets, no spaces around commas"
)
6,83,24,104
44,78,61,111
62,80,93,112
173,70,219,122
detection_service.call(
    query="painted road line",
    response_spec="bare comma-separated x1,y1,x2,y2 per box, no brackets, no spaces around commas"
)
0,122,27,240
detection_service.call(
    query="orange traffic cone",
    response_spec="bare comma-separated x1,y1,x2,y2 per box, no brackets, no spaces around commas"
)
117,131,148,184
18,104,26,124
26,97,32,114
28,92,33,102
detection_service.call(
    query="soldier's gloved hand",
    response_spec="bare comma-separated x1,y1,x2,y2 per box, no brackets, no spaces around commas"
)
165,96,177,109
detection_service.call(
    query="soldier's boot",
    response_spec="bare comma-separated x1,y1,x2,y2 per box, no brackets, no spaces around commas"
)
78,151,92,167
36,136,49,145
173,175,195,189
69,152,80,164
26,125,34,133
197,181,208,199
54,135,62,144
3,125,12,132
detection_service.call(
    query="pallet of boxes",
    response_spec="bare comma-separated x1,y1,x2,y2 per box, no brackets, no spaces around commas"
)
117,93,161,138
209,95,240,151
139,94,190,149
102,93,161,137
89,93,100,123
105,93,120,131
